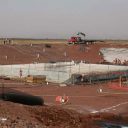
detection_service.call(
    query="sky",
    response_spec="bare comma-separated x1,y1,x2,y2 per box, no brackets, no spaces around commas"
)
0,0,128,39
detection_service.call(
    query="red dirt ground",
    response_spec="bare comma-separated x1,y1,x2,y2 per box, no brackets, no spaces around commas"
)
1,81,128,127
0,41,128,65
11,83,128,116
0,41,128,127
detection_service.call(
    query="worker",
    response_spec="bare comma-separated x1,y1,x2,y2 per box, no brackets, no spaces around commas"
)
19,69,23,78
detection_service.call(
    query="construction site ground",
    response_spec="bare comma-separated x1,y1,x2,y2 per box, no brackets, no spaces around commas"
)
0,40,128,65
0,40,128,127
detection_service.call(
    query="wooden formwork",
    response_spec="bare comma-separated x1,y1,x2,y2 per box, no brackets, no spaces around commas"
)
26,75,46,84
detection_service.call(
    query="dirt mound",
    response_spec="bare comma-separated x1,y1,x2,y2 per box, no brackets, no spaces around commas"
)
33,107,128,127
28,105,92,128
0,101,128,128
0,101,94,128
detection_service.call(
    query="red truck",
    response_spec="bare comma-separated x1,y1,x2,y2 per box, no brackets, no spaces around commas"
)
67,32,97,45
68,32,85,44
68,36,84,44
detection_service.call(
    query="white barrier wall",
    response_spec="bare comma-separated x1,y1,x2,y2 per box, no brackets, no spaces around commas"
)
0,62,128,83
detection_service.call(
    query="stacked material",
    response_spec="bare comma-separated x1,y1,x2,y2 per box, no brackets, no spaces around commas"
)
26,75,46,84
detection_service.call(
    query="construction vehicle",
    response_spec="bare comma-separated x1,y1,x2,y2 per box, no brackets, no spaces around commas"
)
68,32,86,44
68,32,97,45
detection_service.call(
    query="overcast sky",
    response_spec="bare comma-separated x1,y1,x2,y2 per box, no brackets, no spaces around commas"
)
0,0,128,39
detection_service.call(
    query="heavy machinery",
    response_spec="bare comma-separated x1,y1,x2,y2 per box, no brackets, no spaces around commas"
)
68,32,86,44
68,32,98,45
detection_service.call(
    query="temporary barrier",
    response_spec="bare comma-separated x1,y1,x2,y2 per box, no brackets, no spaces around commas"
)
55,95,69,104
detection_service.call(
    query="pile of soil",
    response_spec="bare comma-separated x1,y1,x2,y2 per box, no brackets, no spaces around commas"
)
0,101,128,128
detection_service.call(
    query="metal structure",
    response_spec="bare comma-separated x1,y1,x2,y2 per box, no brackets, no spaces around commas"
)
70,70,128,85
